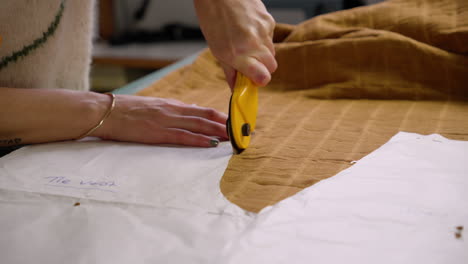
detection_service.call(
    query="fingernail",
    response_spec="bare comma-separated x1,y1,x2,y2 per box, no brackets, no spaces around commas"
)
210,139,219,147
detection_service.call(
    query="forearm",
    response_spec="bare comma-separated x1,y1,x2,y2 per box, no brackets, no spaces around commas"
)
0,88,109,146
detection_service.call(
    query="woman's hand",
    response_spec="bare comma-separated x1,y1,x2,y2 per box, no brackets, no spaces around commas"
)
0,88,227,148
95,95,228,147
194,0,277,89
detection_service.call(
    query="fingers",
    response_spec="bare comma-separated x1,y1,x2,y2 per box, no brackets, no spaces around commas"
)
178,104,228,125
166,115,228,140
164,103,229,144
234,55,271,87
266,40,276,57
254,48,278,74
230,43,277,87
164,128,221,148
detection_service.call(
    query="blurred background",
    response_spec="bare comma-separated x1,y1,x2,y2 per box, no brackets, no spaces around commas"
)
91,0,385,92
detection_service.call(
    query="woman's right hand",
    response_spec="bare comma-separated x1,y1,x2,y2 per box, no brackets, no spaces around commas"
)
94,94,228,148
194,0,277,90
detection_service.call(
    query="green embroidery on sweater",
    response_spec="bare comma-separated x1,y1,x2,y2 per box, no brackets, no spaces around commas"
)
0,1,65,71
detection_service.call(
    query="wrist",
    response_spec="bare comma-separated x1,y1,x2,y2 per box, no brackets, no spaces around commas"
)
77,92,114,140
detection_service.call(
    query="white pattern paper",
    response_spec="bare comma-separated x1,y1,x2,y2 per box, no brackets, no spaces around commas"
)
0,133,467,264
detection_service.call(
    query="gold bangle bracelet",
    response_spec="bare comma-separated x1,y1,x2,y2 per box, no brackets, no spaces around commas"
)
76,93,116,140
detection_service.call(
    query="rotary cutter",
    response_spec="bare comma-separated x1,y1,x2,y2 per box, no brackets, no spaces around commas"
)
226,73,258,154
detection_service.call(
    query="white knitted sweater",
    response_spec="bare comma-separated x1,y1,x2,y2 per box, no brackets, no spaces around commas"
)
0,0,94,91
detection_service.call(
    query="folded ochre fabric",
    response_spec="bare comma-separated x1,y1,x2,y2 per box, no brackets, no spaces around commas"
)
138,0,468,212
269,0,468,100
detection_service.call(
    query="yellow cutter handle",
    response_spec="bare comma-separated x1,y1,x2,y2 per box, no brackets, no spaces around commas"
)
229,73,258,150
